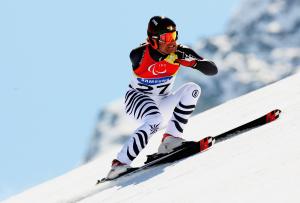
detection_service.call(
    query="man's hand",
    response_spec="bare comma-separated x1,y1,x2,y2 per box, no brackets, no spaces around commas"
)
175,58,197,67
175,50,197,67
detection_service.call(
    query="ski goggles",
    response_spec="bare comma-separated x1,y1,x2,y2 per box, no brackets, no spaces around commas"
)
159,31,178,43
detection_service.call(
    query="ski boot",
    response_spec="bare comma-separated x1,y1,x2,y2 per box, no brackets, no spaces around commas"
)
106,159,132,179
157,134,186,154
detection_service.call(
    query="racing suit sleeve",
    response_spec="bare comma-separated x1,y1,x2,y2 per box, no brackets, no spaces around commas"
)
175,45,218,75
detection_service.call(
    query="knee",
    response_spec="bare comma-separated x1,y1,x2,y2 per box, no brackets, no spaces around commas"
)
145,113,163,134
185,82,201,99
146,113,163,126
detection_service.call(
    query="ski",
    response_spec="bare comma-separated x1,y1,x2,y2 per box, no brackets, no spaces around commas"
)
96,136,214,184
96,109,281,184
214,109,281,143
96,141,201,184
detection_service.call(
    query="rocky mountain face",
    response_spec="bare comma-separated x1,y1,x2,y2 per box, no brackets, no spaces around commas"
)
84,0,300,162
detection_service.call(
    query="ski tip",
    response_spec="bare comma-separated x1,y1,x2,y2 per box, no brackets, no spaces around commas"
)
273,109,282,117
96,178,106,185
276,109,282,116
266,109,282,123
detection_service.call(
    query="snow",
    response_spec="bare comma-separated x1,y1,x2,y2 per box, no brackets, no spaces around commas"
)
3,73,300,203
267,0,285,15
266,21,282,33
228,0,271,32
227,0,300,50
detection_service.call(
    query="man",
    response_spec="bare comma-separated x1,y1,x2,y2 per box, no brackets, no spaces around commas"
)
106,16,217,179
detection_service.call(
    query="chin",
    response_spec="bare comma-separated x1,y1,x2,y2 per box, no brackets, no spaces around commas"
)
158,43,177,54
168,48,177,54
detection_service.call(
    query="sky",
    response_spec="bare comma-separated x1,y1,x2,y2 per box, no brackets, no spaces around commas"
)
0,0,240,200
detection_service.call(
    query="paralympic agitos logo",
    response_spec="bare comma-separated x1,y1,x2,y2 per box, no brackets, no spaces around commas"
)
147,63,167,75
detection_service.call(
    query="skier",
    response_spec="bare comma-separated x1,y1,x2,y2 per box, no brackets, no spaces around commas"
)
106,16,218,179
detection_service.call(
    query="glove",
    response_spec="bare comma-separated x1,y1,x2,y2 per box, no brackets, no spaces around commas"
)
175,58,197,67
175,50,197,67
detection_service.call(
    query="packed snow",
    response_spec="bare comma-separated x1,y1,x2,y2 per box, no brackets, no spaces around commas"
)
3,73,300,203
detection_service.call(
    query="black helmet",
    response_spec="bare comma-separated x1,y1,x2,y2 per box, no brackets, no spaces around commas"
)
147,16,177,49
147,16,177,37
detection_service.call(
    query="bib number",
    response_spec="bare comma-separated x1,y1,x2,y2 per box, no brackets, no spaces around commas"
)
136,83,170,95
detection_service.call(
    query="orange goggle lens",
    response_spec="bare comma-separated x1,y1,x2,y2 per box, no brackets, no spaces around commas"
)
159,31,177,43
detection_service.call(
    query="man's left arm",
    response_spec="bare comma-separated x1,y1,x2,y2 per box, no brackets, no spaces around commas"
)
175,45,218,75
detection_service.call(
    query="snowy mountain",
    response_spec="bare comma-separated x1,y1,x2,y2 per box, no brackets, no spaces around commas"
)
84,100,140,162
228,0,300,52
3,72,300,203
84,0,300,162
190,0,300,105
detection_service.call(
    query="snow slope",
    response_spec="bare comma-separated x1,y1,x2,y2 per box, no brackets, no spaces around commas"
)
3,73,300,203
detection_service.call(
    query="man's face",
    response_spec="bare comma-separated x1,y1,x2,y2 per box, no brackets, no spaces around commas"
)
157,31,177,55
158,40,177,54
158,40,177,55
